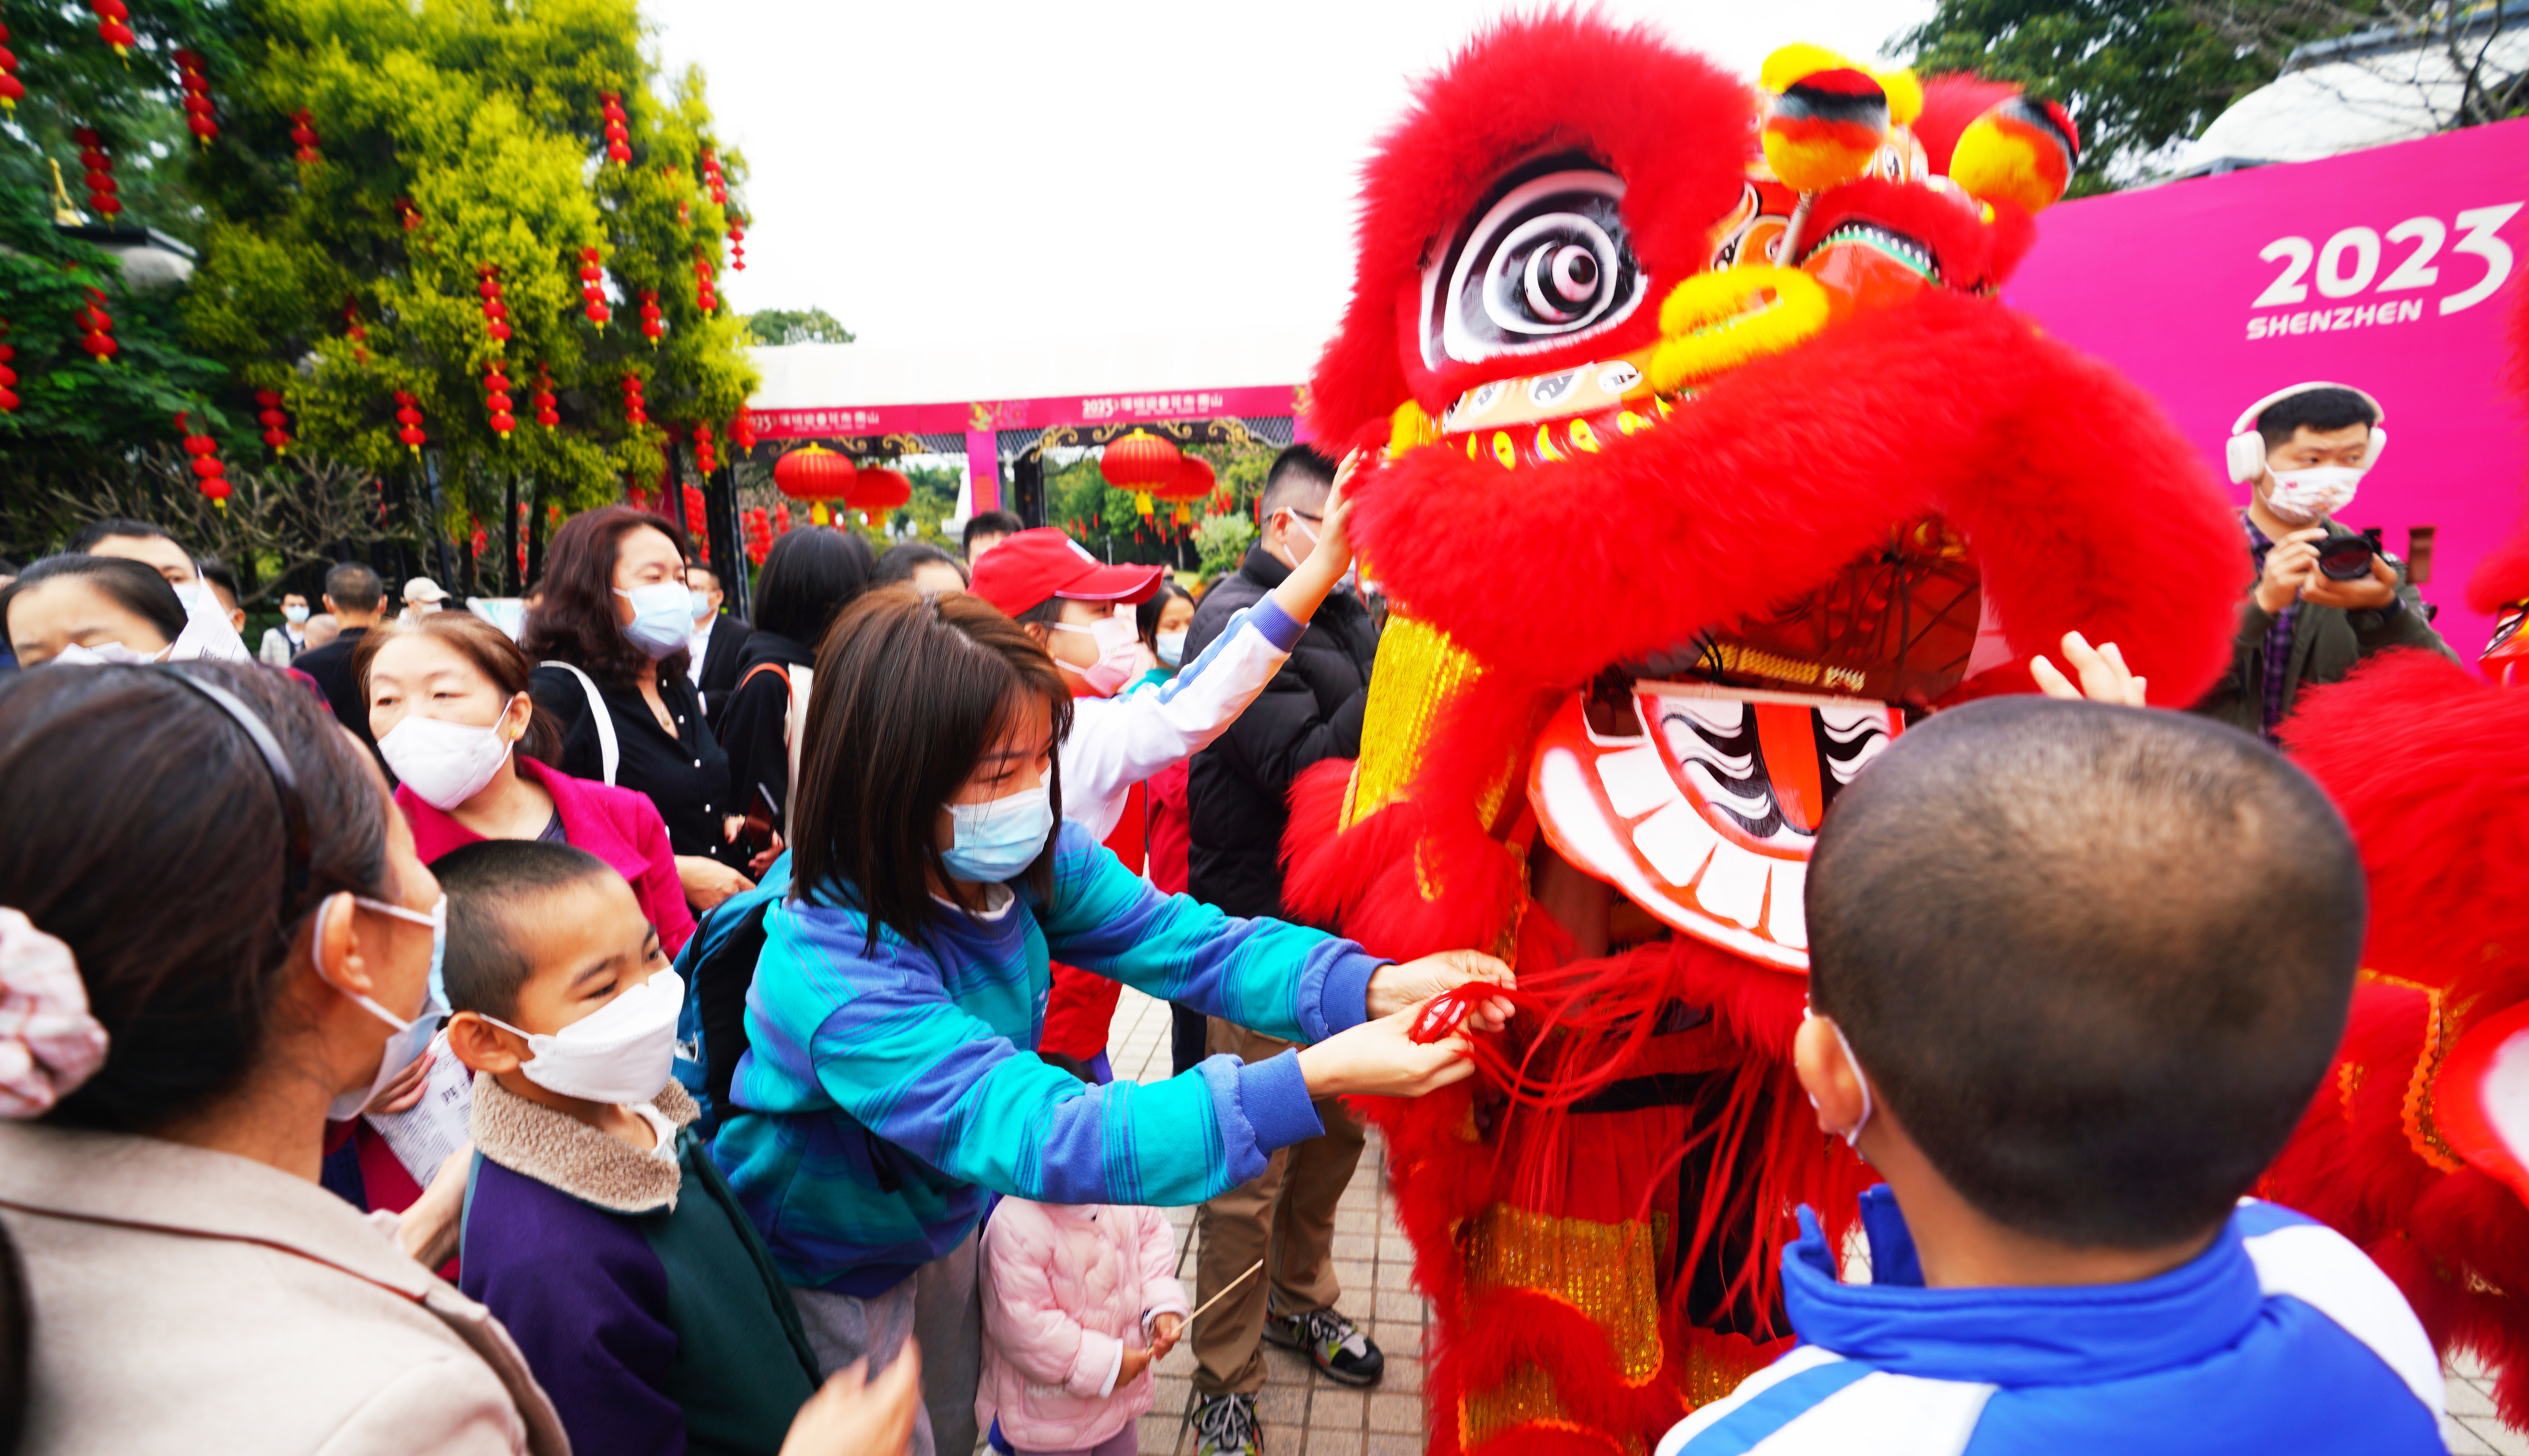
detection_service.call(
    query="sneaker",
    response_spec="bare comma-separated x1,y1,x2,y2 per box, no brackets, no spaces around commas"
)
1264,1305,1385,1386
1190,1392,1260,1456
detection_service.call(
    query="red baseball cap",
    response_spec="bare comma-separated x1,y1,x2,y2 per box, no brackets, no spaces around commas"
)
967,528,1165,618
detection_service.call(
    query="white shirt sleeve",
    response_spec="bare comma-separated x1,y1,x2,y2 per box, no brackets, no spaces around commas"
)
1056,604,1298,842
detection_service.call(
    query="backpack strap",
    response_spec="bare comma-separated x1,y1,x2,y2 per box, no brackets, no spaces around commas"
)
539,660,619,786
737,660,792,699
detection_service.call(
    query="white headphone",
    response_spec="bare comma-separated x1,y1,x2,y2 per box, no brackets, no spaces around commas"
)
2227,382,2387,484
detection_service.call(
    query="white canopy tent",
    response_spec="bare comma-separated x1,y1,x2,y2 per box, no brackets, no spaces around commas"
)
745,328,1326,411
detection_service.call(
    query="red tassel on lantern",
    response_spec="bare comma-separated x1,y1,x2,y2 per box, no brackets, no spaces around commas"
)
394,390,426,454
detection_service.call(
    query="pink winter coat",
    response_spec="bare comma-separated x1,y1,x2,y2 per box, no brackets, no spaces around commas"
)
978,1199,1190,1452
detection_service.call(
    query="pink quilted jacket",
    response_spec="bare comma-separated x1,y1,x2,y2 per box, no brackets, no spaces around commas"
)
977,1198,1190,1451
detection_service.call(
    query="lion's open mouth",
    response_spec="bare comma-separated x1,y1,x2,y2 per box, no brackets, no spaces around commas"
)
1799,219,1941,284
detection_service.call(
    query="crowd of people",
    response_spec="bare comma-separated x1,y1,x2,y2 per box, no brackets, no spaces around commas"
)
0,392,2467,1456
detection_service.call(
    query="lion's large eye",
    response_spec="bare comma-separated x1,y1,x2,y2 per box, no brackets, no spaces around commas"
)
1422,156,1648,369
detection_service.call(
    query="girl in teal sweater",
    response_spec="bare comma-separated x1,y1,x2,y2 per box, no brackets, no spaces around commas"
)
712,585,1512,1456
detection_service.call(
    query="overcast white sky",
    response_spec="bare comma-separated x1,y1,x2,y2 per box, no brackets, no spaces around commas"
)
643,1,1933,353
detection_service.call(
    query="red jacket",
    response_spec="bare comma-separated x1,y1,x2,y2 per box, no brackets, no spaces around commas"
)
397,754,697,956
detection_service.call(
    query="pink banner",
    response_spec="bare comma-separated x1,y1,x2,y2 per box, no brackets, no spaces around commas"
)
2004,117,2529,659
747,383,1307,443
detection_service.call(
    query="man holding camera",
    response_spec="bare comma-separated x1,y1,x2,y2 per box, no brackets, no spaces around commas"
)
2192,382,2452,739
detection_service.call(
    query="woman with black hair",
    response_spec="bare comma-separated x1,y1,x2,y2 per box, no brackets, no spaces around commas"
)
717,526,876,847
521,506,752,912
0,555,187,667
0,660,566,1453
873,540,969,594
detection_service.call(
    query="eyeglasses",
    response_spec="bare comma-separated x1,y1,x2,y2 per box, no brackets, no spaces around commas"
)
153,667,313,922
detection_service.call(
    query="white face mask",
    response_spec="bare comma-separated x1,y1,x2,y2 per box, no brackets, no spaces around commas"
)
319,893,450,1121
689,590,715,624
377,705,518,812
1050,612,1141,696
616,582,694,660
2264,465,2364,526
51,639,173,666
1155,629,1188,668
483,968,684,1105
1802,1008,1875,1152
283,605,311,624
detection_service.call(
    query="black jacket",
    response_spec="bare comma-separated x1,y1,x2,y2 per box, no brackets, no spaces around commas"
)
296,625,376,752
530,663,740,868
1185,546,1378,922
715,629,815,837
693,614,754,731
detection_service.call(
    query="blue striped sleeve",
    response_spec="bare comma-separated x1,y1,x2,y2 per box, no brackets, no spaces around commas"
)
1034,820,1382,1042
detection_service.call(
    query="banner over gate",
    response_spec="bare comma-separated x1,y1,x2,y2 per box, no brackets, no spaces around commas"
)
2006,117,2529,659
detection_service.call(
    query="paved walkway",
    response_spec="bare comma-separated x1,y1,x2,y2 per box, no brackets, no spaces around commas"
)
1103,988,2525,1456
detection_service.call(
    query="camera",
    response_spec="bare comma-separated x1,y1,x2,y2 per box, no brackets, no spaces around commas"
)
2313,528,2384,582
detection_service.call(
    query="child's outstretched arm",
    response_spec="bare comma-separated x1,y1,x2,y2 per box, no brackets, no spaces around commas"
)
1262,451,1362,624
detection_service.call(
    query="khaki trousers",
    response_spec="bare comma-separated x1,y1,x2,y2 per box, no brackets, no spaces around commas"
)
1191,1019,1367,1395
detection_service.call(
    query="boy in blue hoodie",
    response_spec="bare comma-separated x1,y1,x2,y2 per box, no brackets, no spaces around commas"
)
1658,696,2445,1456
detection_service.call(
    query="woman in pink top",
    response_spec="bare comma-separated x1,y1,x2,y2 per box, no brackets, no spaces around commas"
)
356,615,694,957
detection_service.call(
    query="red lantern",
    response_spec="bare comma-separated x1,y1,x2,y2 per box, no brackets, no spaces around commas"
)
699,146,728,206
72,130,121,220
176,412,231,508
478,265,511,351
578,246,611,328
255,387,290,453
599,91,631,164
0,24,23,113
730,412,757,453
682,484,707,539
1098,430,1181,489
290,108,320,167
393,389,425,454
484,359,516,439
727,217,746,272
639,289,663,344
772,443,855,524
0,341,17,413
849,464,912,531
622,374,647,429
89,0,134,56
692,247,718,313
173,49,216,144
532,363,559,429
76,288,115,361
693,420,718,476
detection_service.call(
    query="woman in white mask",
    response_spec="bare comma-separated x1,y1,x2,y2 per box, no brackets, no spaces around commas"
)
518,506,754,913
0,554,185,667
0,659,567,1454
360,614,697,962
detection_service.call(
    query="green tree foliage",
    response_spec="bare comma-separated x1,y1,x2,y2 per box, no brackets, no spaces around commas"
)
174,0,758,592
742,306,854,345
1895,1,2325,191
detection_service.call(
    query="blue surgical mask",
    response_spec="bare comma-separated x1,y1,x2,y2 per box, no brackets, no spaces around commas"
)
1155,629,1187,668
616,582,694,660
283,605,311,624
942,786,1054,883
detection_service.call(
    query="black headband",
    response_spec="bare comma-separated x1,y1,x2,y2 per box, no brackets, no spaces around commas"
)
152,667,314,923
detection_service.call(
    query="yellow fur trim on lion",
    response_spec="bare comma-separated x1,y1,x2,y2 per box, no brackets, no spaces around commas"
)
1646,268,1832,392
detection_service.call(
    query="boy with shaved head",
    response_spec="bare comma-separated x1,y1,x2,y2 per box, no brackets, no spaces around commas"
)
1658,697,2444,1456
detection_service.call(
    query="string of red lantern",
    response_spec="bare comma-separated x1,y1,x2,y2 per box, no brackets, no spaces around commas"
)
172,49,216,144
256,388,291,453
177,412,230,506
727,216,746,272
478,266,511,350
599,92,631,165
76,288,115,361
73,130,121,221
693,421,717,476
343,297,371,363
88,0,134,58
0,337,18,414
532,364,559,429
483,359,515,440
393,390,425,454
290,108,321,166
692,247,718,313
639,288,662,344
729,411,756,455
0,24,23,113
622,374,646,428
578,247,611,328
396,196,421,231
742,506,772,566
699,147,728,206
682,483,707,541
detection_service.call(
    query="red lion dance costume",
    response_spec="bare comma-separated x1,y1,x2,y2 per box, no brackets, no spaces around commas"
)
1278,17,2249,1455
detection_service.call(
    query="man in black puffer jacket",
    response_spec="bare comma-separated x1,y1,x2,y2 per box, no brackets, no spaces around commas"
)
1181,444,1386,1456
